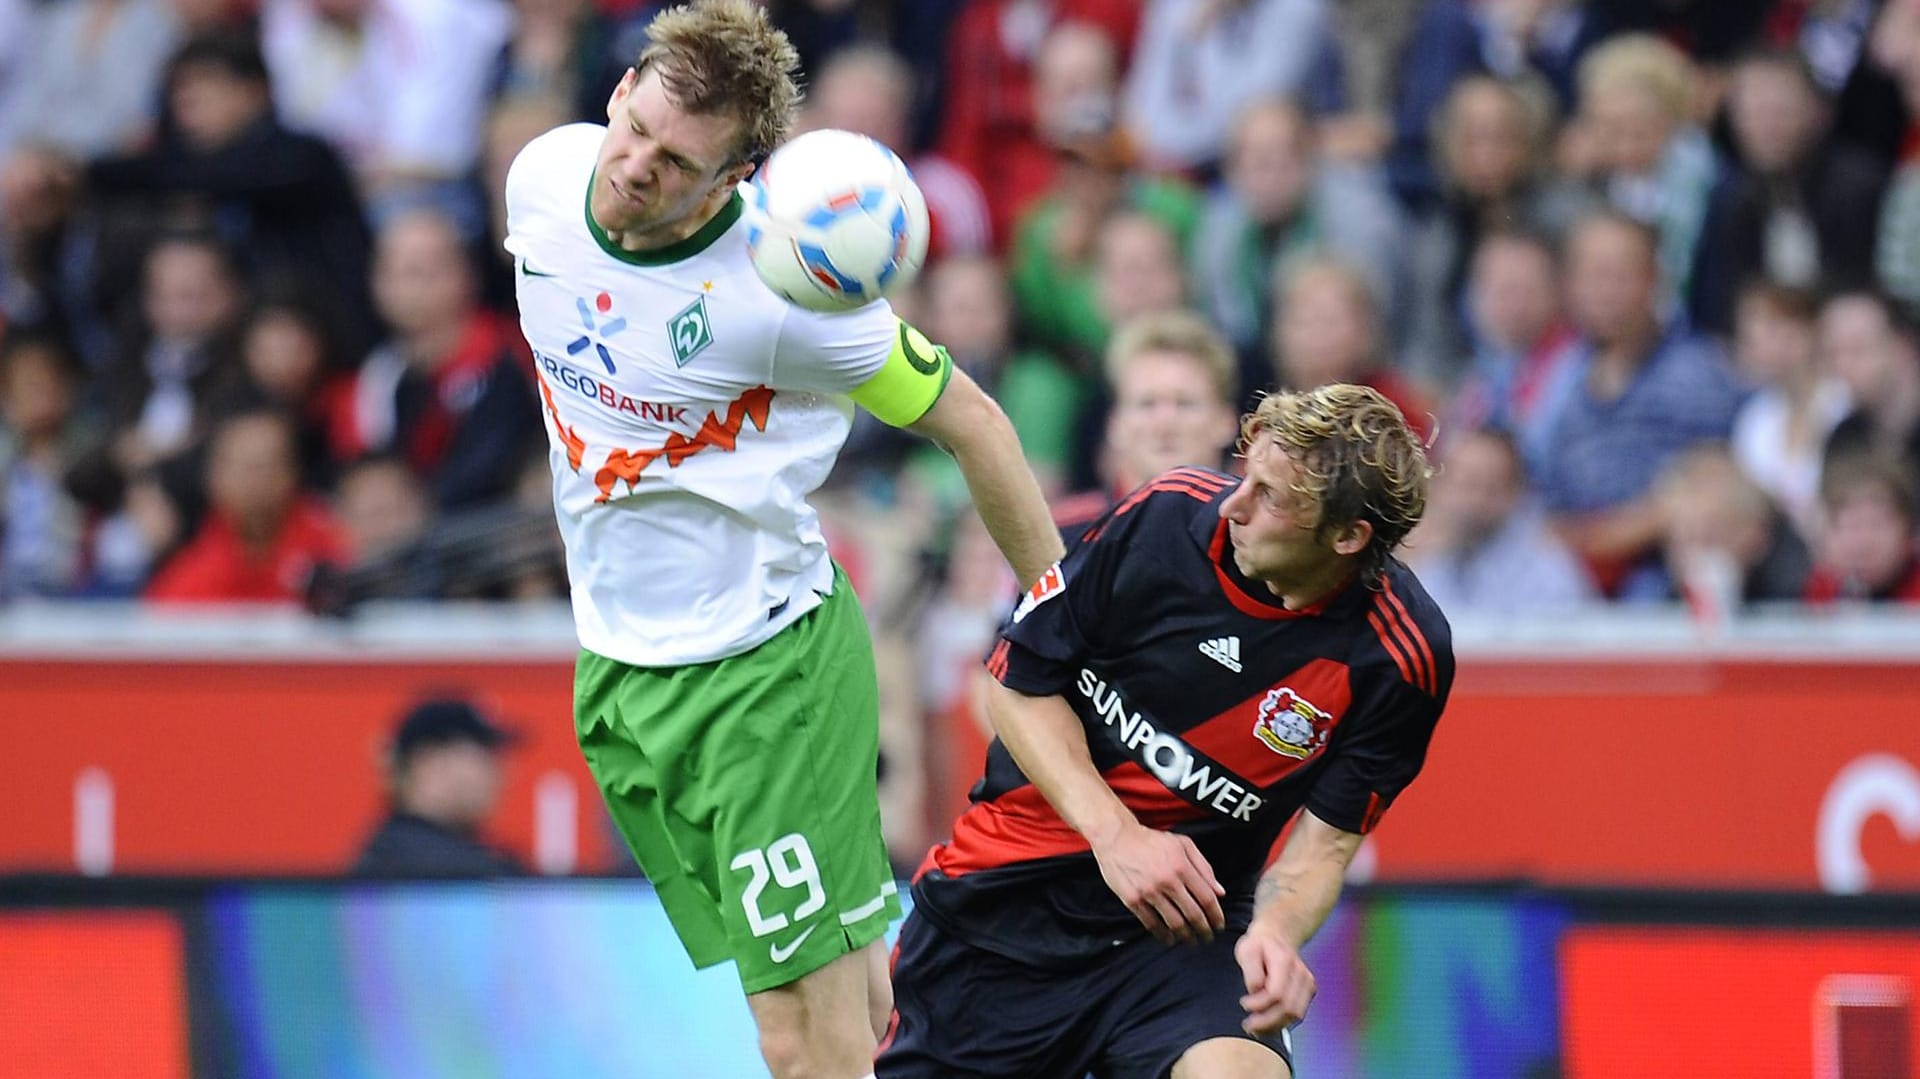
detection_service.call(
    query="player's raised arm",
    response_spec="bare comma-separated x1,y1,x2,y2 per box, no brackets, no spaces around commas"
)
984,679,1226,947
906,364,1065,588
1234,808,1364,1035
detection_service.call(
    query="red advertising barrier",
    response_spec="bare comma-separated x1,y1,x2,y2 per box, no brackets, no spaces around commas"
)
1562,927,1920,1078
2,651,1918,888
0,912,189,1078
0,658,609,875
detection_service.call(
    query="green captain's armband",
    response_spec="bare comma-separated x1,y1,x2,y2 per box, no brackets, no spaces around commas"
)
849,320,954,427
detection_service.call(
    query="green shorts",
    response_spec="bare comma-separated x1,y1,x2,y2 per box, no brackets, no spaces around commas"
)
573,567,902,993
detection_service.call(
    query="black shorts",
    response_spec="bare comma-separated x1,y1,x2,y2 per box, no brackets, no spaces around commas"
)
875,911,1293,1079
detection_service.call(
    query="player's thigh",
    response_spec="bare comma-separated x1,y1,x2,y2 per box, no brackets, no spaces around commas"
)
686,573,902,994
876,912,1102,1079
574,651,732,965
1096,934,1294,1079
1170,1037,1291,1079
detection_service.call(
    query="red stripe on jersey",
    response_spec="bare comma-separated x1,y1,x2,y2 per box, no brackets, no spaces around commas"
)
1208,519,1325,620
1177,658,1354,785
1361,791,1388,833
1380,579,1436,695
985,639,1011,682
1110,474,1230,517
1367,607,1419,686
1375,588,1429,694
1163,467,1233,490
925,787,1090,877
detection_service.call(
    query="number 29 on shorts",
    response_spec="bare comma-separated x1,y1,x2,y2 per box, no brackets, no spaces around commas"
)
730,833,826,937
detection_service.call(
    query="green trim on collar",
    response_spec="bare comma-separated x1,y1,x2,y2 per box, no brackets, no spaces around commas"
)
584,176,743,266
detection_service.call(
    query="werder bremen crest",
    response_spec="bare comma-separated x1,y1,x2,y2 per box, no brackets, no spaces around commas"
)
669,296,714,366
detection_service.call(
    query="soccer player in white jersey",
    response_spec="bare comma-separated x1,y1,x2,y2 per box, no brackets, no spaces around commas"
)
501,3,1064,1076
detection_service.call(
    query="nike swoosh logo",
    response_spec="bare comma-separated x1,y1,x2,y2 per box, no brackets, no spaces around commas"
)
768,924,817,964
520,259,557,278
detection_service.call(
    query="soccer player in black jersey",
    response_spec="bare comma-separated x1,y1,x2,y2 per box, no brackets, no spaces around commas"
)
877,384,1450,1079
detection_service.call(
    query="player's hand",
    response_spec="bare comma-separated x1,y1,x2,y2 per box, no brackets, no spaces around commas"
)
1089,823,1226,945
1234,923,1316,1035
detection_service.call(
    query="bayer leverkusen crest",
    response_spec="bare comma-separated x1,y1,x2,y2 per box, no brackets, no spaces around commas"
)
1253,687,1332,760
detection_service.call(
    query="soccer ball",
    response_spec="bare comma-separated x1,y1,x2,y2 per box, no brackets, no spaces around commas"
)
744,129,930,313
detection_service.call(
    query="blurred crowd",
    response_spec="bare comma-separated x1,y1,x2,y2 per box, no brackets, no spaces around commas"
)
4,0,1920,629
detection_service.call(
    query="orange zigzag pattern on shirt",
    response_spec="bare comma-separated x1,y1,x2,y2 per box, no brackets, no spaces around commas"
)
593,384,775,503
534,366,588,471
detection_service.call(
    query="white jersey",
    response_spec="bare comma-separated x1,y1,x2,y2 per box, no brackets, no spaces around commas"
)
505,124,949,666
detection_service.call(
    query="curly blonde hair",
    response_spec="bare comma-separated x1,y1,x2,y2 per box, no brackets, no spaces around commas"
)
637,0,801,166
1240,384,1431,582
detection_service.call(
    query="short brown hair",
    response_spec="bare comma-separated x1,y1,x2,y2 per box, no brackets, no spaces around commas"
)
1104,309,1237,405
1240,384,1431,582
636,0,801,165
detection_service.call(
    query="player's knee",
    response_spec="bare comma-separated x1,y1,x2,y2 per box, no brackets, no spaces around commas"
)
756,1023,811,1079
1172,1037,1290,1079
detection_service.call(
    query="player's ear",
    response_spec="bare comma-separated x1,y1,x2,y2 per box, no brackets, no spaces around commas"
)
1330,518,1373,557
607,68,636,120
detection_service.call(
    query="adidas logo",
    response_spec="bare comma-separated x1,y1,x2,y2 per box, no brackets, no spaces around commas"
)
1198,636,1242,672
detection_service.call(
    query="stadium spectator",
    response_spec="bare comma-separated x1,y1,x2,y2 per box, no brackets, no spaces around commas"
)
801,44,992,259
1820,289,1920,484
146,409,347,603
0,0,182,161
1805,457,1920,603
353,696,528,877
334,455,433,568
494,0,633,124
1729,281,1851,545
87,32,378,357
1062,308,1241,532
223,296,353,491
1270,258,1434,440
1536,213,1744,593
0,332,100,599
102,232,244,482
481,93,574,312
258,0,516,234
1122,0,1339,173
1445,229,1578,466
1651,445,1812,609
332,209,540,510
0,145,89,351
937,1,1140,246
906,256,1084,503
1404,75,1579,383
1386,0,1596,210
1559,34,1718,305
1691,48,1888,335
1008,22,1200,365
1872,0,1920,312
1405,426,1594,613
1190,97,1401,358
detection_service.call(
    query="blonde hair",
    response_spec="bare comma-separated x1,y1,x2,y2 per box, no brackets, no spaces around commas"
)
1241,384,1431,581
1104,310,1238,405
1579,33,1696,121
637,0,801,165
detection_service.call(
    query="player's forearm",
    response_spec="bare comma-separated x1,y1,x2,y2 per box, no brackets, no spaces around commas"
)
985,681,1136,847
944,405,1066,589
1251,811,1364,950
1250,852,1347,951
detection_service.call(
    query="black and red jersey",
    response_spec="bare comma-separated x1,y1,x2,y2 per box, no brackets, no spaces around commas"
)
912,466,1453,966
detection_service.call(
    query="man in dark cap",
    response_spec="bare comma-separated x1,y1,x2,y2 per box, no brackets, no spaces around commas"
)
352,695,528,877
